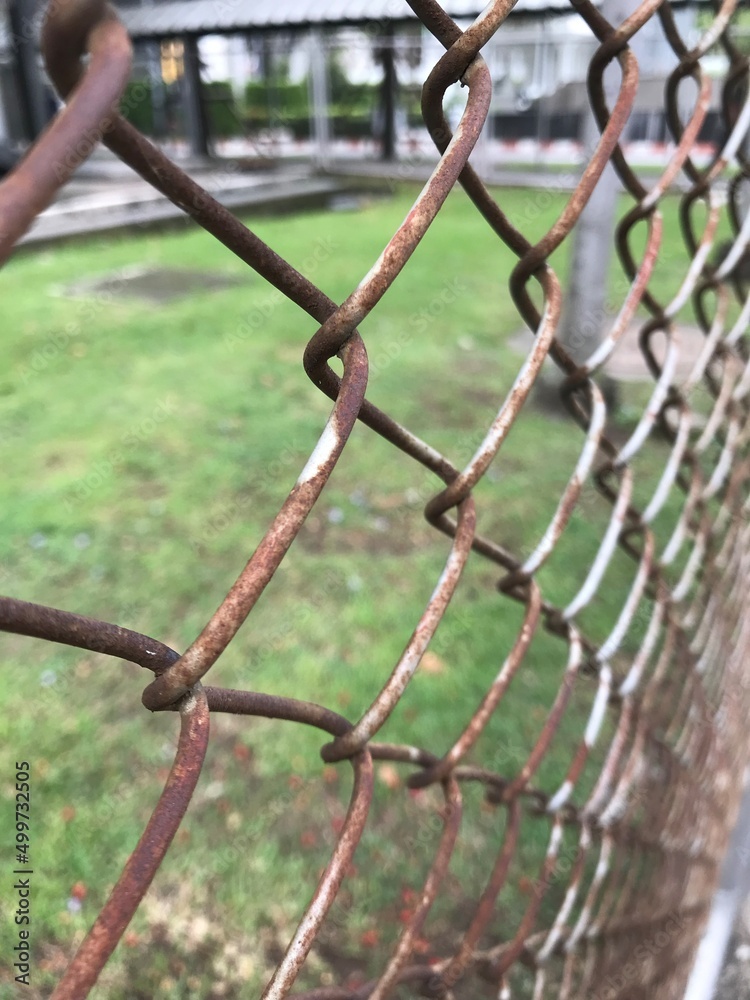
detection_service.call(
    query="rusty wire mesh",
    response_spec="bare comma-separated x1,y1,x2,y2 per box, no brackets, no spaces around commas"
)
2,0,750,996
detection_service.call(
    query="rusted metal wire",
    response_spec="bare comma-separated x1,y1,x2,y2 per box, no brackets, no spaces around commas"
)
2,0,750,996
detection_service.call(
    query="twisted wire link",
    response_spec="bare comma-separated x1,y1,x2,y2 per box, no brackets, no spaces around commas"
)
2,0,750,996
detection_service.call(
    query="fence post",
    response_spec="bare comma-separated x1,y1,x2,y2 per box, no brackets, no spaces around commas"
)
309,29,331,169
181,35,210,157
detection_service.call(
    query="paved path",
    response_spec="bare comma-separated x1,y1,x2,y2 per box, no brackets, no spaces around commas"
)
18,154,342,249
14,146,702,251
321,155,696,193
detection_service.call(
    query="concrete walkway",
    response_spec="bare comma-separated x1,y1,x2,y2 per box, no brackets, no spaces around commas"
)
17,143,701,253
321,154,696,193
18,152,343,249
13,142,703,252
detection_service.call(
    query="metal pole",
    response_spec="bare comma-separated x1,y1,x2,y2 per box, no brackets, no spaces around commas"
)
557,108,620,364
309,30,330,169
557,0,646,367
684,784,750,1000
683,61,750,1000
181,35,210,158
7,0,49,141
380,25,397,162
145,41,168,139
139,0,167,140
559,0,689,368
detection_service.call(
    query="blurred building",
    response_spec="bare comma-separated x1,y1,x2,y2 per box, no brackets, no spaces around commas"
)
0,0,733,166
483,6,726,144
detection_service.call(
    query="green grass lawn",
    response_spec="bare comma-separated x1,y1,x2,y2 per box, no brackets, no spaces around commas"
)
0,184,735,999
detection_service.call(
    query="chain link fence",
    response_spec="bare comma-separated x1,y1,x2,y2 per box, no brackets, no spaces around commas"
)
2,0,750,997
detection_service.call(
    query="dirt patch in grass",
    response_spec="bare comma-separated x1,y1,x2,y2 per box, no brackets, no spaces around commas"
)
61,266,245,305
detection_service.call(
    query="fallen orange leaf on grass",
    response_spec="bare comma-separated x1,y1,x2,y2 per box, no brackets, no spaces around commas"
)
360,929,379,948
378,764,401,789
420,651,446,675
